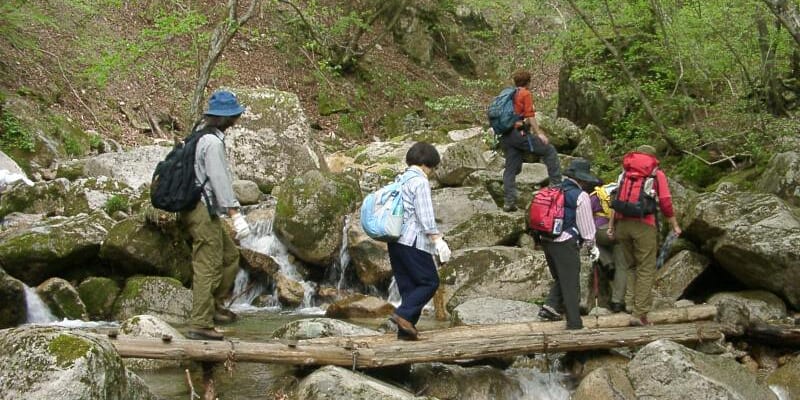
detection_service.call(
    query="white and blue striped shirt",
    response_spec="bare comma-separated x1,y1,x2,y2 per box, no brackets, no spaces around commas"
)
396,166,441,254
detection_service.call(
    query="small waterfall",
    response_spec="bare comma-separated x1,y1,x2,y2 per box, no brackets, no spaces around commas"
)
334,216,351,292
387,277,401,307
23,285,57,324
508,368,571,400
237,216,318,311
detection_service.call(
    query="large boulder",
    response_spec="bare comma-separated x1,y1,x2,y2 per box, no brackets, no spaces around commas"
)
274,170,360,266
0,210,115,286
652,250,710,309
537,114,583,152
436,140,487,186
466,163,550,209
707,291,787,323
0,267,26,328
271,318,377,340
226,88,327,193
431,186,501,234
0,326,158,399
0,149,26,176
451,297,540,326
297,365,425,400
112,276,191,324
275,271,305,307
556,63,613,132
36,278,88,321
346,214,392,287
628,339,777,400
0,177,134,219
573,366,635,400
77,277,120,321
119,315,185,370
682,190,800,308
408,363,524,399
82,145,171,190
757,151,800,206
441,246,552,312
445,211,526,250
99,217,193,285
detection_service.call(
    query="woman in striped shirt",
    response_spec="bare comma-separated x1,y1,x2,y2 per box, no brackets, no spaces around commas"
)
388,142,452,341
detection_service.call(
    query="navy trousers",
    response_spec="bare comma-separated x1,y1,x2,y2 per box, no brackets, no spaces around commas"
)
541,237,583,329
501,129,562,206
387,241,439,325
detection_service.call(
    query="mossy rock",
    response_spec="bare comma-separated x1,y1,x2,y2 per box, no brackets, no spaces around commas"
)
0,268,26,328
77,277,120,321
36,277,88,321
112,276,191,325
0,176,134,219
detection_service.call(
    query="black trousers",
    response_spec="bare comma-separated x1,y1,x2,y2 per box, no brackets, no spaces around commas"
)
541,237,583,329
387,241,439,325
500,129,562,206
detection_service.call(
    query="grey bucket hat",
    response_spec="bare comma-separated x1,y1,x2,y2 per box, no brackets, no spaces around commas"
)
565,158,599,183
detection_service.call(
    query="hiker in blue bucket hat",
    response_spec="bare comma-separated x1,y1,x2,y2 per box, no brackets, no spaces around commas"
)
182,89,250,340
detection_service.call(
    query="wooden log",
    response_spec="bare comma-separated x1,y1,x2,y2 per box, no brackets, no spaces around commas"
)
104,305,725,369
744,321,800,347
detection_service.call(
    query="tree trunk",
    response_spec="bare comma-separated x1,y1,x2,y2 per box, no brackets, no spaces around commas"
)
744,321,800,347
106,305,724,368
762,0,800,48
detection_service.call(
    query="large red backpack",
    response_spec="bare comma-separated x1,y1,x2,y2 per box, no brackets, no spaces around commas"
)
528,186,566,237
611,151,659,217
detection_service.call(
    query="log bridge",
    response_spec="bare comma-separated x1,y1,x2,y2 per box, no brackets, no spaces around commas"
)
102,305,739,369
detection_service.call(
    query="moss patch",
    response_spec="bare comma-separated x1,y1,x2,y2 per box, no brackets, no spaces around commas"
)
48,334,91,368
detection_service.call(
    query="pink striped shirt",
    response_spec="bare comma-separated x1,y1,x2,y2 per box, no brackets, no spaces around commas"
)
554,190,596,245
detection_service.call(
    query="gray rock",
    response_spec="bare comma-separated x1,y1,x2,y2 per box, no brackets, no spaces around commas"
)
652,250,710,309
99,217,193,285
77,277,120,321
448,127,484,142
757,151,800,206
274,170,360,266
232,179,262,205
436,140,487,186
432,186,501,234
707,291,787,323
36,278,88,320
0,267,26,328
112,276,191,325
82,145,171,190
324,294,394,319
120,314,184,370
0,150,26,176
271,318,377,340
452,297,540,326
446,210,526,250
683,191,800,308
347,213,392,287
628,339,777,400
538,114,583,151
571,124,608,161
409,363,523,399
441,246,552,312
297,365,424,399
0,177,135,219
0,326,158,400
226,88,327,194
766,354,800,400
275,271,305,307
573,366,635,400
0,211,115,286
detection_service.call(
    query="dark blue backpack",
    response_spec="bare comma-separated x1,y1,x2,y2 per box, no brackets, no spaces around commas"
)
487,87,521,138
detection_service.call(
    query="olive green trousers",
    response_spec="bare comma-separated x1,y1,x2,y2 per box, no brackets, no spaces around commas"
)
181,201,239,328
615,219,657,318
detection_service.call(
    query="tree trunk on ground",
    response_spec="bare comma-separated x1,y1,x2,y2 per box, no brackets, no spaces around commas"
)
105,305,726,368
744,321,800,347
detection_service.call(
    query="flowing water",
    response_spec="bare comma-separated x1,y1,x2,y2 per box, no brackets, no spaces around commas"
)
23,284,57,324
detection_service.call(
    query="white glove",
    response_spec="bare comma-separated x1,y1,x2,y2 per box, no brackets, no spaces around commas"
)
232,214,251,240
589,245,600,262
434,238,452,263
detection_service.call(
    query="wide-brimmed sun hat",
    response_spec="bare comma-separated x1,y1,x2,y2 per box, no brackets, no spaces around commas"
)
205,90,245,117
636,144,657,156
564,158,599,183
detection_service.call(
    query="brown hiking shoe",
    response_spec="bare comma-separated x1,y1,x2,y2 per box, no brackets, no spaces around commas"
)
390,313,418,340
186,327,224,341
629,316,652,327
213,308,238,324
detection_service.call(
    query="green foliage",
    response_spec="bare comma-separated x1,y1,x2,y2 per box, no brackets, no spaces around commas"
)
425,95,475,113
0,1,54,49
104,195,130,215
0,109,35,153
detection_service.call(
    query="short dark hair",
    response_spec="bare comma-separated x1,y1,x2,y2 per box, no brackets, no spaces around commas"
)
203,114,240,131
405,142,440,168
512,70,531,87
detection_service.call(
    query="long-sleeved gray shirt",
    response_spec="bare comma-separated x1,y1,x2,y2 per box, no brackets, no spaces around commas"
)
193,126,240,215
397,166,441,254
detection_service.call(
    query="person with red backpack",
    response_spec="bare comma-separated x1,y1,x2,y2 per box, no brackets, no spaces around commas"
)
607,145,682,326
499,70,562,212
533,158,599,330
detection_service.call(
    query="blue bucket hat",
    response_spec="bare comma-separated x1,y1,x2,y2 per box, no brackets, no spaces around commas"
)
205,90,245,117
565,158,599,183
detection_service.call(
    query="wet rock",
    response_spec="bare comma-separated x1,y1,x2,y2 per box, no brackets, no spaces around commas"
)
573,366,635,400
77,277,120,321
324,294,394,319
232,179,261,205
347,213,392,287
36,277,88,320
275,271,305,307
767,354,800,400
409,363,523,399
297,365,424,399
452,297,540,326
119,314,184,370
0,267,26,328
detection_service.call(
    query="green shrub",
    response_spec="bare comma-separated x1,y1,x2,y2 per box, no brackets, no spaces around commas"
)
104,195,129,214
0,109,35,153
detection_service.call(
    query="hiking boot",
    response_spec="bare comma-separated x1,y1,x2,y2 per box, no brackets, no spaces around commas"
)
629,316,652,327
538,305,563,322
503,204,518,212
397,328,419,341
213,308,238,324
186,327,224,341
390,313,418,340
609,302,626,313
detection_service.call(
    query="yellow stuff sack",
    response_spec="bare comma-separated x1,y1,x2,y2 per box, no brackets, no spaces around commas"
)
592,182,618,219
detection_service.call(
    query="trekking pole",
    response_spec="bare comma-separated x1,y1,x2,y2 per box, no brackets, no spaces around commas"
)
592,261,600,312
